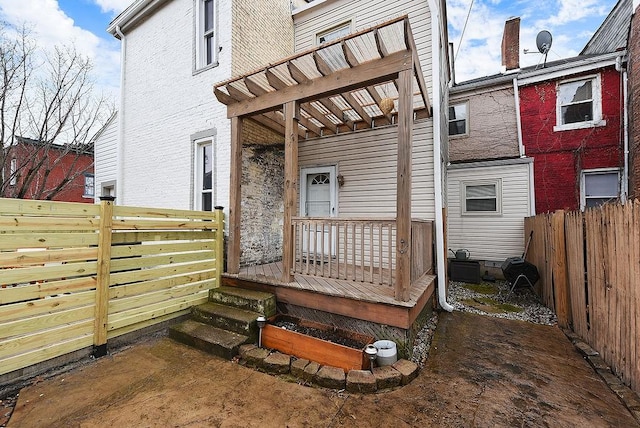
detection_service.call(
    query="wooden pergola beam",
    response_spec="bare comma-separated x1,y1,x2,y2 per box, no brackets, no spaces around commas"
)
226,50,412,118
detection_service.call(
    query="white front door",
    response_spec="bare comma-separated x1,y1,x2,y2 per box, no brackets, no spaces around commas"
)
300,166,337,255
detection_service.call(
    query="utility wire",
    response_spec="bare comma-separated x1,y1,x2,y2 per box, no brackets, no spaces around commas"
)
454,0,475,62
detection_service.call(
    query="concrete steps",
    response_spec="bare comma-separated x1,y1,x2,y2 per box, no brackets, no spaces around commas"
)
169,286,276,360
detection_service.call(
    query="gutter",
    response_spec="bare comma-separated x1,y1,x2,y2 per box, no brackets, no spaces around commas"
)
513,77,525,157
617,55,629,202
428,0,454,312
115,26,126,203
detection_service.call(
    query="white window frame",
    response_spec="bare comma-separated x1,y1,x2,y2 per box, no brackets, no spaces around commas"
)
195,0,218,71
554,74,606,132
9,158,17,185
83,173,95,199
316,21,352,45
194,138,215,211
461,179,502,216
448,101,468,138
580,168,620,210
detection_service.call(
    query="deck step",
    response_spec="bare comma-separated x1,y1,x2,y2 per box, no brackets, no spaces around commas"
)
192,302,260,339
209,286,276,317
169,320,249,360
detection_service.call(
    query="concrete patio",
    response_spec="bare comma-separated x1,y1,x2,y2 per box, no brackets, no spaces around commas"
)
7,311,638,427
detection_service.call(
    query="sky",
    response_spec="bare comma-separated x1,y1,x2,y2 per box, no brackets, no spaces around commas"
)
0,0,621,97
448,0,619,82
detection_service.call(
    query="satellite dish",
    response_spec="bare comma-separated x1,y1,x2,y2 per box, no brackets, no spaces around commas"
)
536,30,553,55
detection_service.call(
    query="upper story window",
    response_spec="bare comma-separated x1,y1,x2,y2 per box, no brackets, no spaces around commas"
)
316,22,351,45
449,102,468,137
462,179,502,215
197,0,217,70
580,169,619,210
554,74,605,131
83,174,95,198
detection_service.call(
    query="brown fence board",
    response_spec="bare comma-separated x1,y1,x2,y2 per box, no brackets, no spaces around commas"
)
565,211,587,338
0,232,99,250
527,201,640,394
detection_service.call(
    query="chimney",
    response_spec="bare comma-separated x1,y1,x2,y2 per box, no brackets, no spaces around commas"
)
501,17,520,72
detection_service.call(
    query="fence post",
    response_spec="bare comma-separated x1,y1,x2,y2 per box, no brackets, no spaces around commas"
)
214,206,225,288
94,196,115,357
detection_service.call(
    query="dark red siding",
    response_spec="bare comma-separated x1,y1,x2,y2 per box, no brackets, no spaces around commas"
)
519,67,624,213
4,143,94,203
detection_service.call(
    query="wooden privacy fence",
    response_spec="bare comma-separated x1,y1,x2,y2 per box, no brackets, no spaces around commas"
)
0,198,224,376
524,202,640,392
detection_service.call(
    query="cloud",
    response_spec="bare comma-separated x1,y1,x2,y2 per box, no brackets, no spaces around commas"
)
0,0,121,99
92,0,131,15
447,0,615,82
539,0,610,27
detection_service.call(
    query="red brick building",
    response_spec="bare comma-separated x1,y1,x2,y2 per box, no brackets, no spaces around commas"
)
2,137,94,203
518,60,625,213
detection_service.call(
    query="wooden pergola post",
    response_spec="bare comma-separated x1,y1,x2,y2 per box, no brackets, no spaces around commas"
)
228,116,243,274
395,67,414,301
282,101,299,282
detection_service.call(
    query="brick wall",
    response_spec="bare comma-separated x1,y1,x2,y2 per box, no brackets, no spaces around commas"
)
232,0,294,75
519,68,623,213
629,7,640,199
120,0,233,209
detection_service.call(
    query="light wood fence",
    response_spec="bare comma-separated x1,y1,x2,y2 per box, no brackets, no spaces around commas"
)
0,198,224,376
524,202,640,392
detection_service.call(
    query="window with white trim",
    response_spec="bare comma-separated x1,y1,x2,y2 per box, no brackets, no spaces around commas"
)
448,102,468,137
554,75,605,131
196,0,217,69
316,22,351,45
581,169,619,210
462,179,502,215
9,158,17,185
195,140,214,211
83,173,95,198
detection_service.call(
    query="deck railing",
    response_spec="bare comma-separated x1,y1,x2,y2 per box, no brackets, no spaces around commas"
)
291,217,433,285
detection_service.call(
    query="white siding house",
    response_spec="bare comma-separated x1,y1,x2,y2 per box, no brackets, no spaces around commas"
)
294,0,437,220
447,159,534,262
104,0,293,211
93,113,118,200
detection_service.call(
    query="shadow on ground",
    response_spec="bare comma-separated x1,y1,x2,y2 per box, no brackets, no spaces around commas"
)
7,312,637,427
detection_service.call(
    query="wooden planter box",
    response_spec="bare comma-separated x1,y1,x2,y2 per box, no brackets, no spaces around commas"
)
262,315,375,372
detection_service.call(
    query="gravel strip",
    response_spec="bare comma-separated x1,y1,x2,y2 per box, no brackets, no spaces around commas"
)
411,280,557,367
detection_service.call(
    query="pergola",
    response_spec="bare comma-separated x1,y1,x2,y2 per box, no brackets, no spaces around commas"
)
214,16,432,301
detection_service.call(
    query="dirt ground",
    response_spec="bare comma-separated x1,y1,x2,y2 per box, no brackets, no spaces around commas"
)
7,311,638,427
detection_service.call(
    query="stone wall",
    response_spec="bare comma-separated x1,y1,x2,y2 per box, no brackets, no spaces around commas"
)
240,144,285,266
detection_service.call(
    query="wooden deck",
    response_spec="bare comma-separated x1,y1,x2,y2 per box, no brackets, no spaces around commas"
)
222,261,436,329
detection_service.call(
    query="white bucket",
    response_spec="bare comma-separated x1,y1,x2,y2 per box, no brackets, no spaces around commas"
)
373,340,397,366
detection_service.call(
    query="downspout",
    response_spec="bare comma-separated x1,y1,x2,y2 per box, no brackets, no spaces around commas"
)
428,0,454,312
616,55,629,203
115,26,126,203
513,77,525,157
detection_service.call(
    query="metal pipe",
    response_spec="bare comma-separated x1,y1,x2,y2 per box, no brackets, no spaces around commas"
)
428,0,454,313
115,25,126,204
